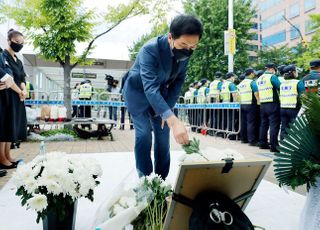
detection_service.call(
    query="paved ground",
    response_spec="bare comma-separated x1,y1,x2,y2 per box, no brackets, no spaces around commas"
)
0,128,306,195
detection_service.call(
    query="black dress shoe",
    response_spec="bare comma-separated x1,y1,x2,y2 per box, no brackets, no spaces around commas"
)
11,159,22,166
270,148,279,153
259,143,270,149
249,142,258,146
0,169,7,177
0,163,17,169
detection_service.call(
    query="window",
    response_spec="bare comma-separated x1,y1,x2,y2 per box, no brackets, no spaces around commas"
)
290,24,300,40
305,0,316,12
262,11,285,29
262,30,286,46
305,20,316,34
251,23,258,30
249,56,258,62
289,3,300,18
260,0,284,11
252,34,259,40
249,45,259,52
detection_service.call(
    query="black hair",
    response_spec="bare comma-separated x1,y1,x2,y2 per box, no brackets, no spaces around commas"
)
169,14,203,39
7,28,24,40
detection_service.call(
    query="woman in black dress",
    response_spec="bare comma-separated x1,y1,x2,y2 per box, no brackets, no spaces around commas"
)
0,29,27,169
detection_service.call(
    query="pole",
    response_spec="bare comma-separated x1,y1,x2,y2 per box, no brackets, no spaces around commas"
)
228,0,234,72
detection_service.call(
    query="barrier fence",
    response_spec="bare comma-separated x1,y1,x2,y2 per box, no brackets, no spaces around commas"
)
25,91,241,138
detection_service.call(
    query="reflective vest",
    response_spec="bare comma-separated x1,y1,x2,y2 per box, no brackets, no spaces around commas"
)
26,82,32,99
278,76,285,83
238,79,253,105
208,80,221,97
197,86,207,103
79,83,93,99
257,73,274,103
184,90,192,104
280,79,299,108
303,71,320,95
220,81,231,102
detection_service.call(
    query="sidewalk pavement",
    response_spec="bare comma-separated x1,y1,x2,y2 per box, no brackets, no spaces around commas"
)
0,129,306,195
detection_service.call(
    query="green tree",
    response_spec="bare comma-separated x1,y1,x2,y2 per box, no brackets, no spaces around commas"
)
0,0,171,119
129,21,169,60
296,14,320,70
256,45,301,70
183,0,256,89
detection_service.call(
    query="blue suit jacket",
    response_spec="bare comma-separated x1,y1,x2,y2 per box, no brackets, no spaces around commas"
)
123,35,188,116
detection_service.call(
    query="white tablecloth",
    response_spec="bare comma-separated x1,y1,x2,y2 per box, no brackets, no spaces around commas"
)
0,152,306,230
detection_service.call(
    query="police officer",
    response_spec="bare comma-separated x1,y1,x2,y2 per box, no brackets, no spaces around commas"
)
191,81,200,132
256,63,281,152
25,81,35,101
277,65,286,83
79,79,93,129
303,59,320,96
221,72,238,136
279,65,305,140
197,79,209,131
208,71,223,133
238,68,259,145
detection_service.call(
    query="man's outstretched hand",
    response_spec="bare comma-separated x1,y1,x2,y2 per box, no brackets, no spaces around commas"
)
166,115,189,145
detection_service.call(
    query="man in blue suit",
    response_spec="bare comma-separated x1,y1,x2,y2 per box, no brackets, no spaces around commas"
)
123,15,203,179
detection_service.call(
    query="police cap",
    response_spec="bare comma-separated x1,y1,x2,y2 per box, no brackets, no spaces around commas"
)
265,63,277,70
245,68,255,76
310,59,320,68
277,65,287,75
283,64,296,73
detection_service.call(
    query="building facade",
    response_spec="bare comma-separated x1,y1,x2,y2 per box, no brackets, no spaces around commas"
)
254,0,319,48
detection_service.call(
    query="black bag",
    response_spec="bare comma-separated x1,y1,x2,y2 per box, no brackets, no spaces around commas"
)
189,191,254,230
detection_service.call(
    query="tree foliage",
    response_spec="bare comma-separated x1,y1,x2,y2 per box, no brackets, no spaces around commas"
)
182,0,256,88
0,0,171,118
296,14,320,70
129,21,169,60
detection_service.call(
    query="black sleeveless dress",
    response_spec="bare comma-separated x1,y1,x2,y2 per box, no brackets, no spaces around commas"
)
0,50,27,142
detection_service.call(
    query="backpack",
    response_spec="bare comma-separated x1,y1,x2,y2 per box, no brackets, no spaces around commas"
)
189,191,254,230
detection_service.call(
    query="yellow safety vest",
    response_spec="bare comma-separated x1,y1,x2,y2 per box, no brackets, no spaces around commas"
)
257,73,274,103
184,90,192,104
26,82,31,99
220,81,231,102
280,79,299,108
79,83,93,99
238,79,253,105
278,76,285,83
197,86,207,103
208,80,220,97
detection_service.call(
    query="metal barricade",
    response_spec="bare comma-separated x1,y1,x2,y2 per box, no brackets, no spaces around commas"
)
176,95,241,138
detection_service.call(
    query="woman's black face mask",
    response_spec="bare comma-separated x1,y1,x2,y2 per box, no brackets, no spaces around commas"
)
10,41,23,53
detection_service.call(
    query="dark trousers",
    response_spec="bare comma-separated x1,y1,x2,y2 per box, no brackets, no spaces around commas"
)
259,102,280,150
79,99,92,129
280,108,299,140
109,106,117,121
120,107,133,130
131,112,170,179
240,105,258,143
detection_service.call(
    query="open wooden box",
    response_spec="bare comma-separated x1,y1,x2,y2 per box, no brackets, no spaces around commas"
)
164,158,272,230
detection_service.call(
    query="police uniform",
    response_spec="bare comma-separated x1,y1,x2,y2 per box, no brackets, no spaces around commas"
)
256,63,281,152
79,81,93,128
208,72,223,132
279,65,305,140
197,79,209,130
303,59,320,96
277,65,286,84
238,68,259,144
221,73,238,134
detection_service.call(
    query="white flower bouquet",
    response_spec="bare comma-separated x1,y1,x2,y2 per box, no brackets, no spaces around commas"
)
13,152,102,223
93,173,172,230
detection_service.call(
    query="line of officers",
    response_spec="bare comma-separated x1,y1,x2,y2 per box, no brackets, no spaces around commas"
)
184,59,320,153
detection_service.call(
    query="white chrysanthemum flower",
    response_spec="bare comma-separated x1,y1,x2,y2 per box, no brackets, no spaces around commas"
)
45,180,63,195
119,196,137,208
84,158,103,177
27,194,48,212
24,178,38,194
113,204,126,216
